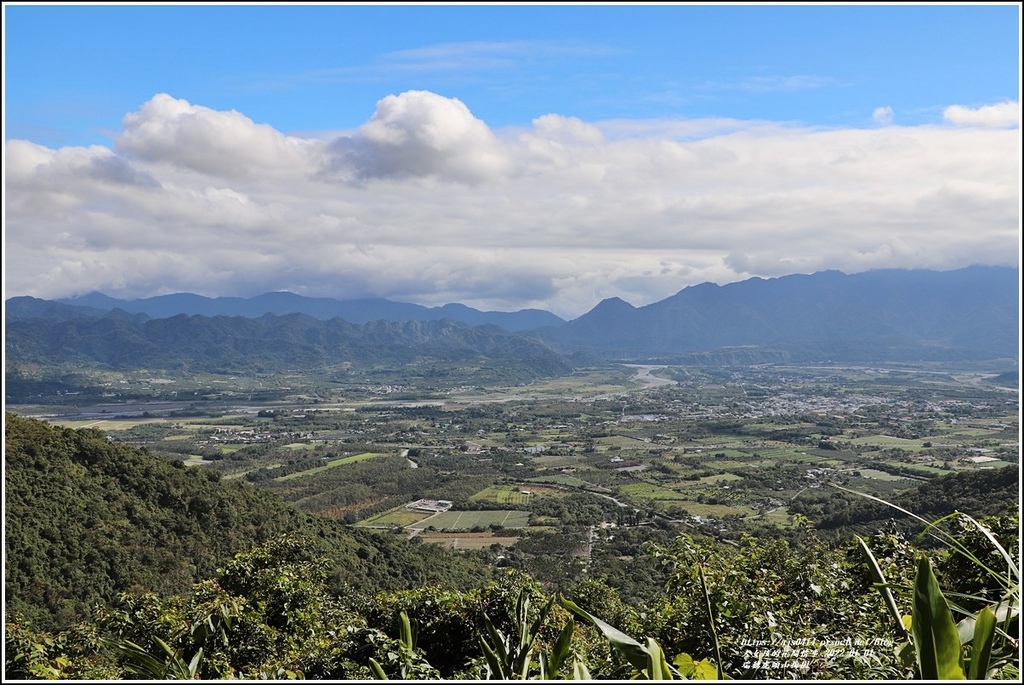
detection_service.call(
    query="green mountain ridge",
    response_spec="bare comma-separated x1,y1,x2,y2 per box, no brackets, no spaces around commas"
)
4,313,571,379
3,413,495,632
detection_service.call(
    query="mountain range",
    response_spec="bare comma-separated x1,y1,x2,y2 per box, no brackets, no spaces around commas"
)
48,291,565,332
541,266,1020,361
5,266,1019,365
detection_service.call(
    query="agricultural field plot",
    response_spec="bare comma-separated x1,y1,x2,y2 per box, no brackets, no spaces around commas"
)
702,459,760,470
56,418,173,431
275,452,385,481
782,452,835,464
856,468,913,482
848,435,928,449
687,448,750,459
598,435,652,448
882,460,949,476
757,506,795,525
531,455,578,469
526,473,613,494
681,502,757,518
414,532,522,550
357,507,434,528
220,462,286,480
217,444,253,454
616,482,690,502
419,510,531,531
468,484,566,506
972,460,1018,469
698,473,743,484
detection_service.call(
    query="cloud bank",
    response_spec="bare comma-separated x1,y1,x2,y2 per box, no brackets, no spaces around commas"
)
4,92,1020,318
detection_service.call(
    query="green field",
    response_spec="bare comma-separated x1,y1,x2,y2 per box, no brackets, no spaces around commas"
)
415,532,522,550
698,473,743,483
358,508,434,528
470,485,535,506
857,468,909,482
420,510,531,530
526,474,593,490
617,482,690,501
848,435,928,450
276,452,385,481
681,502,756,518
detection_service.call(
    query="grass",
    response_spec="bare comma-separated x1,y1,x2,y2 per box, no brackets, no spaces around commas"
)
470,485,540,506
682,502,756,518
617,482,690,501
698,473,743,483
275,452,385,481
857,468,910,482
882,460,950,476
848,435,929,450
415,532,521,549
526,474,593,489
280,442,319,451
358,508,434,528
419,510,531,531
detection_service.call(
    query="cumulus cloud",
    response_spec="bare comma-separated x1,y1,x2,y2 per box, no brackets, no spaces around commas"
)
116,93,323,178
943,100,1020,128
872,106,894,126
326,90,510,183
4,92,1019,318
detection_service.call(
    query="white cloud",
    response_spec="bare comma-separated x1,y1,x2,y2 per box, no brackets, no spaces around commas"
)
326,90,510,183
872,106,894,126
116,93,323,178
4,93,1020,318
942,101,1020,128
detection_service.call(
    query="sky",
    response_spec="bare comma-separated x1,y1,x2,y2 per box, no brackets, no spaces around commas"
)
3,2,1021,319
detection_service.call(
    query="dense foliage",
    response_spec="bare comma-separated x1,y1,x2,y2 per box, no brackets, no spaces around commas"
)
4,313,571,380
4,414,1019,680
3,413,495,631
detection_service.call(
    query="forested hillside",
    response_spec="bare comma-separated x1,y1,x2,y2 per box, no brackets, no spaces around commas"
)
3,413,495,631
4,314,571,378
5,414,1019,680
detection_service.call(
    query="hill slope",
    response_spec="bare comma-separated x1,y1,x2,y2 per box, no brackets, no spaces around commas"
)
3,413,494,630
4,312,572,378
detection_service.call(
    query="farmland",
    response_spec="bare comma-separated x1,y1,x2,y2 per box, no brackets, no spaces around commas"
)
9,359,1018,580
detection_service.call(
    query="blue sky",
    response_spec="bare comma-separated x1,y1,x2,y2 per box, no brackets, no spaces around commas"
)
3,3,1021,317
6,3,1019,145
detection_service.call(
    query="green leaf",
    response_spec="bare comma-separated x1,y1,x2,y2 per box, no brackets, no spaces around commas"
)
692,659,721,680
397,610,413,651
546,616,576,677
558,596,649,672
479,635,507,680
673,652,696,677
572,658,592,680
696,564,724,680
368,657,388,680
857,536,912,641
645,636,674,680
186,647,203,678
967,605,997,680
912,555,965,680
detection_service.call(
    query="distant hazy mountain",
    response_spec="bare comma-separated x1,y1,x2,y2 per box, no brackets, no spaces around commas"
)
51,291,565,332
8,266,1018,366
539,266,1019,361
4,296,149,323
5,313,572,378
